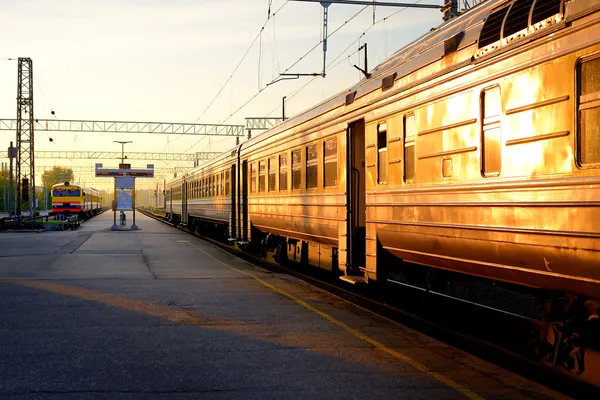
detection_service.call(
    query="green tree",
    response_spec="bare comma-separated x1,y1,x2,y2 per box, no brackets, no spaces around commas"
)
41,166,75,189
0,167,15,213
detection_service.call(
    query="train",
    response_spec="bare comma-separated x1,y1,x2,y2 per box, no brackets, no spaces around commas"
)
51,182,103,218
167,0,600,381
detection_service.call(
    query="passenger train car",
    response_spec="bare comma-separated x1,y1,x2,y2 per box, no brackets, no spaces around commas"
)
168,0,600,381
51,182,102,218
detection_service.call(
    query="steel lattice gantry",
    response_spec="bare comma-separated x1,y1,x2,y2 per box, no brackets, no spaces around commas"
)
0,119,245,136
16,58,35,216
34,151,220,162
36,165,193,174
245,117,283,139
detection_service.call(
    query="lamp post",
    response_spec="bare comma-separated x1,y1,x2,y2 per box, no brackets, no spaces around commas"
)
113,141,132,164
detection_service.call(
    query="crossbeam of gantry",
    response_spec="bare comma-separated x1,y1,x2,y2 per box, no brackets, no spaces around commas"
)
70,178,168,186
35,151,221,162
0,119,245,136
36,165,193,174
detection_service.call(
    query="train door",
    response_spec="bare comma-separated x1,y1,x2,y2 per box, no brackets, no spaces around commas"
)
241,160,249,242
345,119,366,275
230,164,237,240
181,181,188,225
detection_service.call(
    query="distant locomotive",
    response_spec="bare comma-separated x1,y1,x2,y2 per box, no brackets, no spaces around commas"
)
51,182,102,218
168,0,600,382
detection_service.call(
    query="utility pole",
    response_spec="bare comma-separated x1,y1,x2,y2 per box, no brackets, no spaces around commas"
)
2,162,6,212
8,142,16,216
16,58,35,218
113,141,132,164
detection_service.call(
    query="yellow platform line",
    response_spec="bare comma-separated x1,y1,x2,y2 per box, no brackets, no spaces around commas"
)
192,244,485,400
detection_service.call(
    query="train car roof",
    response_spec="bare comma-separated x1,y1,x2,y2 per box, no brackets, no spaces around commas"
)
50,182,101,193
175,0,576,178
237,0,569,151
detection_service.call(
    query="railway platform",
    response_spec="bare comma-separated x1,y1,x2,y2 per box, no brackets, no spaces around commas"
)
0,211,570,399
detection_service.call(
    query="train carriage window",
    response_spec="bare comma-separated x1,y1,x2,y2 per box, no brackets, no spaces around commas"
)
53,189,81,197
324,137,338,187
292,149,301,190
225,171,230,196
306,144,318,189
531,0,562,25
279,153,288,191
577,57,600,166
377,123,388,184
259,160,266,192
268,158,276,192
481,86,502,176
503,0,534,38
478,6,510,48
251,163,257,193
404,114,416,182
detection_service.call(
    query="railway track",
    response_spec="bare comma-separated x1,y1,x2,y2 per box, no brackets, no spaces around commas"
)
139,208,600,399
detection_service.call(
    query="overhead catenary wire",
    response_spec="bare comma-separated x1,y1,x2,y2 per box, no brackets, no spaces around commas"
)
266,0,425,117
160,1,290,168
184,0,427,163
194,1,290,124
279,3,369,76
179,3,370,158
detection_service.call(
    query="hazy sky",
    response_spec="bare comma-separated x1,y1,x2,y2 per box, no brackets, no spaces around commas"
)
0,0,442,188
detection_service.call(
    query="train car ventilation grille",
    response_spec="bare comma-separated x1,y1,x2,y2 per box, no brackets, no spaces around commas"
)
478,6,510,49
345,91,357,105
503,0,534,38
444,31,464,55
381,73,397,91
531,0,562,25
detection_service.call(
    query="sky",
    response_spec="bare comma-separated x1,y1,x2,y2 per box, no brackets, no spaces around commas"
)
0,0,444,190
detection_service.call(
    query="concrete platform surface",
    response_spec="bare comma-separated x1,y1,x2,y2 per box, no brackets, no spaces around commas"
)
0,211,570,399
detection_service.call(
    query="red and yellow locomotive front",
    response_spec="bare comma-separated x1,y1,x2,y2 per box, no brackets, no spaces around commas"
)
51,182,84,215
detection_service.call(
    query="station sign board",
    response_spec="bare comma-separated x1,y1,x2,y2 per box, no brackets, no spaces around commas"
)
115,177,135,189
126,170,154,177
96,170,124,177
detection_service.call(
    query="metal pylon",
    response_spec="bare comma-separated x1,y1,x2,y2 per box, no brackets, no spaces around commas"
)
16,57,35,217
